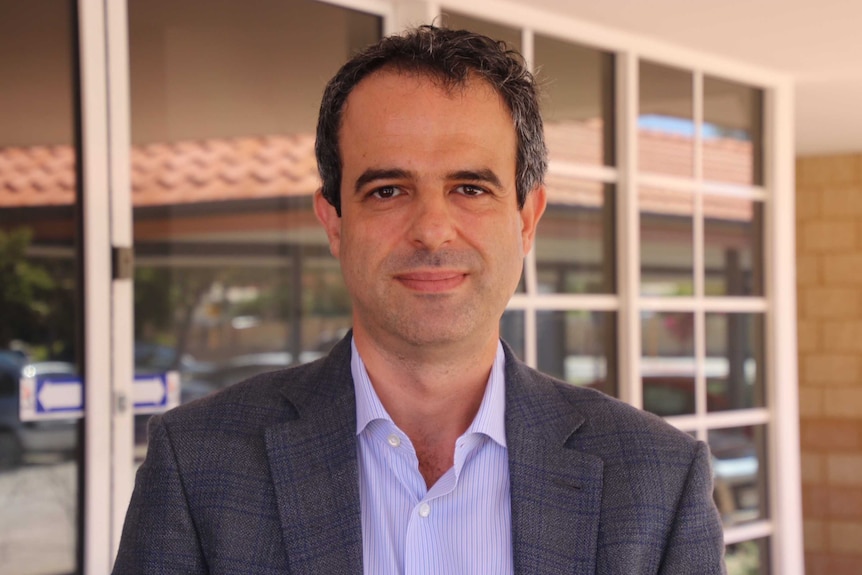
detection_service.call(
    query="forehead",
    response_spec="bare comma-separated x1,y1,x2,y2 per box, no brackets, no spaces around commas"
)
341,68,512,128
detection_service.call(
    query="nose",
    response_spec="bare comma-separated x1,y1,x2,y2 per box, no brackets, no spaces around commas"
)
409,192,457,251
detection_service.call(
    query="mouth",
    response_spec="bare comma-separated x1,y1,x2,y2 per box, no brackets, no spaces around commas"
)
395,270,468,293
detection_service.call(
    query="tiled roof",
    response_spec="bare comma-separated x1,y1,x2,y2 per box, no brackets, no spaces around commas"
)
0,145,75,206
132,135,318,206
544,119,757,187
0,127,756,222
0,134,319,209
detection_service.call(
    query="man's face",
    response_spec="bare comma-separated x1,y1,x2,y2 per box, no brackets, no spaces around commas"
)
315,69,545,351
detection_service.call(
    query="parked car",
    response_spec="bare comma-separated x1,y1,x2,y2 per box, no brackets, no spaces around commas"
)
0,357,78,470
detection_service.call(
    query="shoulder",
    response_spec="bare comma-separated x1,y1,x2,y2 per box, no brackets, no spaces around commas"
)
156,335,355,438
505,352,700,458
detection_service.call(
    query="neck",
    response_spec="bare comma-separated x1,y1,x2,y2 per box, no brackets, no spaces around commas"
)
353,326,498,485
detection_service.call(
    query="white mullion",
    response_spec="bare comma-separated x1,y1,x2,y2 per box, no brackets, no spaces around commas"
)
547,161,617,184
701,181,768,200
638,296,697,311
701,297,768,313
764,80,803,575
664,408,769,434
639,295,768,313
692,71,707,429
637,173,699,193
639,172,768,201
507,294,618,311
617,51,640,407
723,520,774,545
105,0,134,564
79,0,112,573
704,408,771,429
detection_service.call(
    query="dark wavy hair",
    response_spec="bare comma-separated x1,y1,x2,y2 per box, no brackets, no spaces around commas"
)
315,25,547,215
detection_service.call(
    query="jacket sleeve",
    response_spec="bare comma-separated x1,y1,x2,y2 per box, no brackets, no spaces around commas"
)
112,414,208,574
659,441,727,575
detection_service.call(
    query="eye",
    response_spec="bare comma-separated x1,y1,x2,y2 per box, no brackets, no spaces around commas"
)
370,186,402,200
454,184,487,197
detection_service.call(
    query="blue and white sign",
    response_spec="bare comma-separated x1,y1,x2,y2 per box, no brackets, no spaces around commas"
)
19,371,181,421
133,371,181,415
19,375,82,421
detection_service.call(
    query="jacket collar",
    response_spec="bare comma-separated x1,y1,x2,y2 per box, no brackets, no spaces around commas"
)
503,343,605,575
263,335,604,575
264,334,363,574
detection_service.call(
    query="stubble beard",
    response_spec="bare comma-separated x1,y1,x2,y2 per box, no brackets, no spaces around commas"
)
347,247,509,350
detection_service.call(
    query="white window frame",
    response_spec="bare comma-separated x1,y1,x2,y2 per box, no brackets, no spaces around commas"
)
81,0,799,572
425,1,801,573
84,0,396,573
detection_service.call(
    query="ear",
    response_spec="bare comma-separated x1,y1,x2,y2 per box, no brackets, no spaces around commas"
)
519,185,547,255
313,189,342,258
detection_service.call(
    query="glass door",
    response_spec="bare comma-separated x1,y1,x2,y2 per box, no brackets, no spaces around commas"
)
124,0,382,464
0,2,81,573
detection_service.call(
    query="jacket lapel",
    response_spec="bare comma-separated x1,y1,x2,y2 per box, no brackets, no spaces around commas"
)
264,336,363,575
504,349,604,575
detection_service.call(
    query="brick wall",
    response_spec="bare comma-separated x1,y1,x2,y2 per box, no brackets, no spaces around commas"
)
797,154,862,575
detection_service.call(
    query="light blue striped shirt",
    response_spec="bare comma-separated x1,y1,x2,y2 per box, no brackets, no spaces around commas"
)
352,339,513,575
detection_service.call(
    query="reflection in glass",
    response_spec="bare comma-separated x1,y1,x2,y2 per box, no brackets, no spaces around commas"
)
704,76,764,186
535,35,614,166
725,537,769,575
536,180,615,294
639,61,694,177
0,1,78,572
132,244,351,401
641,312,695,416
441,11,521,51
704,197,763,296
537,311,617,398
705,313,765,412
128,0,382,459
709,426,768,527
640,188,694,296
129,0,380,144
500,310,525,360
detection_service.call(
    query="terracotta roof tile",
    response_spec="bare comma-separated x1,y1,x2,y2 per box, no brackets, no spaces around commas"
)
1,129,755,224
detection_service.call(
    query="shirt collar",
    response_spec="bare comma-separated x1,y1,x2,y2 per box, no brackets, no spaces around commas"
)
352,338,507,448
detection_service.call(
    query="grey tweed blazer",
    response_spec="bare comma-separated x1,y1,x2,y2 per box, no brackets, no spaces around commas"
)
113,334,726,574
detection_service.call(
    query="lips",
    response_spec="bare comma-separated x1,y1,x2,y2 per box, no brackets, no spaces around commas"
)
395,270,467,293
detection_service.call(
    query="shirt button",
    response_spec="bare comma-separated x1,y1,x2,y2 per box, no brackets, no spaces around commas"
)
387,434,401,448
418,503,431,518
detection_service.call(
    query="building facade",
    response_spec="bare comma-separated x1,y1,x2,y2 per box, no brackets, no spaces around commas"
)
0,1,803,573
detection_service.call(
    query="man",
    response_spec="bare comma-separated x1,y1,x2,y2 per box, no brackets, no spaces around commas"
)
114,26,726,574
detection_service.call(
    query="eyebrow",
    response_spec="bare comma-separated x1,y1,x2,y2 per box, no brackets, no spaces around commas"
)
446,169,504,189
354,168,413,194
352,167,505,194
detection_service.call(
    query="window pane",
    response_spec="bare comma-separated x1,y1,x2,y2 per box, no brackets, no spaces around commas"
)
536,35,614,167
500,310,525,360
704,77,764,186
440,11,521,51
639,61,694,177
537,311,617,398
536,179,615,294
0,1,79,572
130,0,380,144
641,312,695,416
725,537,770,575
704,197,763,296
640,187,694,296
710,425,768,527
706,313,765,412
129,0,381,455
